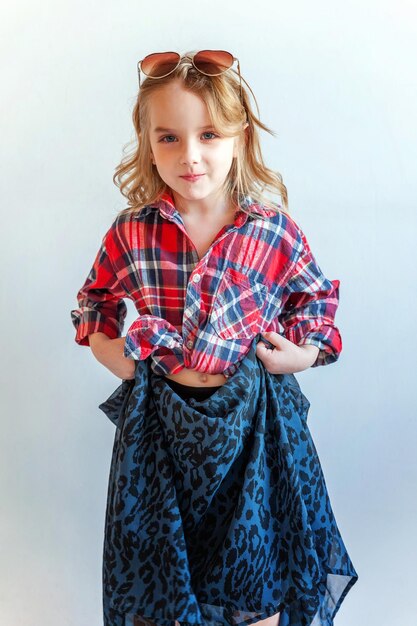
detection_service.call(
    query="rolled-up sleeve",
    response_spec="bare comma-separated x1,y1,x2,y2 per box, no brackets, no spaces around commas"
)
279,222,342,367
70,227,128,346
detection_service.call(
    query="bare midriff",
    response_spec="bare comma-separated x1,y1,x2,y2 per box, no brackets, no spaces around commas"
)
163,367,228,387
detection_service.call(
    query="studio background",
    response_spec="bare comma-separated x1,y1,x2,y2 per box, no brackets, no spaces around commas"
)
1,1,416,625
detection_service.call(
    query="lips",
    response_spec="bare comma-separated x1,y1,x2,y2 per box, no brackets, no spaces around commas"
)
180,174,205,180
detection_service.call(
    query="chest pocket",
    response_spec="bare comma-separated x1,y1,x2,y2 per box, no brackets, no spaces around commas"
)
209,267,268,340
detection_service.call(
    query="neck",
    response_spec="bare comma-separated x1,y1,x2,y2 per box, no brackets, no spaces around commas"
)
171,191,237,219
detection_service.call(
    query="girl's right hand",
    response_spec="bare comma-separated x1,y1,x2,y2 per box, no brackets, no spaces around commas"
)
88,333,137,380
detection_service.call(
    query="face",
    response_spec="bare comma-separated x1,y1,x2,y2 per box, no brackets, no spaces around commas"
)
148,80,240,210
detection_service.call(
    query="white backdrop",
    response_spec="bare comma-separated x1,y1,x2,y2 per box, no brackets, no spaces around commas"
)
1,1,416,625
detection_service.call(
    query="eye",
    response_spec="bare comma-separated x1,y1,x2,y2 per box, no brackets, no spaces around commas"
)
158,131,219,143
159,135,176,143
202,131,218,140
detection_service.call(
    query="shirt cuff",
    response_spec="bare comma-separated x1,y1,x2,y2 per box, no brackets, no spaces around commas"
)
71,312,121,346
285,324,342,367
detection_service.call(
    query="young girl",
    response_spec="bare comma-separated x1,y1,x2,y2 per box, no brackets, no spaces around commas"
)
71,50,358,626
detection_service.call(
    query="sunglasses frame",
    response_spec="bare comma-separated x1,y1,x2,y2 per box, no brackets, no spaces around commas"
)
137,50,243,100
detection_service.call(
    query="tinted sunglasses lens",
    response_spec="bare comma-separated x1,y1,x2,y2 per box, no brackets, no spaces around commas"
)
141,52,180,77
193,50,234,75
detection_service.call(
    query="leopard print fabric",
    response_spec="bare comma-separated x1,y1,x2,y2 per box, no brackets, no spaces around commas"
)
98,336,358,626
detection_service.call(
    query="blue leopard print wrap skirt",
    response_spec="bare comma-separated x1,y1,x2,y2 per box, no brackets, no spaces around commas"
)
98,335,358,626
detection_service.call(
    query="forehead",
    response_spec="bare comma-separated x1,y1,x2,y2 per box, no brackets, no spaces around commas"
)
148,82,212,130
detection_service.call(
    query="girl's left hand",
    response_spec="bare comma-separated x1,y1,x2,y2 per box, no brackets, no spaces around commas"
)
256,331,320,374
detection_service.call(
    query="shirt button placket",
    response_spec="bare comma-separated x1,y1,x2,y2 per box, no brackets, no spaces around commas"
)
184,269,204,358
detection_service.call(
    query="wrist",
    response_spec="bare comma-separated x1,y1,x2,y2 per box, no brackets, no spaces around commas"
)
88,332,112,361
299,344,320,368
88,332,111,345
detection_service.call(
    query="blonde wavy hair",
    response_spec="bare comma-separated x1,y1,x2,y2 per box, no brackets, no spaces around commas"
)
114,50,289,219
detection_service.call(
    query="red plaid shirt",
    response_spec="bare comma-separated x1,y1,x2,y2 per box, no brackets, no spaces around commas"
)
71,189,342,378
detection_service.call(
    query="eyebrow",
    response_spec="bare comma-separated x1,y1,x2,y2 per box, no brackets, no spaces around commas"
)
153,125,214,133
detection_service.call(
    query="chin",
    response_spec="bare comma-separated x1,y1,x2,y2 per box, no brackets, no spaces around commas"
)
172,185,210,199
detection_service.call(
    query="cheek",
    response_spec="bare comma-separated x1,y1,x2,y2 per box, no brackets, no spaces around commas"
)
210,142,235,163
153,148,172,167
217,148,236,171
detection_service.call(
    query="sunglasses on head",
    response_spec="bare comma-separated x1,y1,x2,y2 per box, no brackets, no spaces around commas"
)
137,50,242,99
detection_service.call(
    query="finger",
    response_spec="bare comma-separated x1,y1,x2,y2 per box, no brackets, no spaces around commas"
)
256,342,281,370
256,341,276,363
257,339,274,352
256,341,267,354
261,331,287,348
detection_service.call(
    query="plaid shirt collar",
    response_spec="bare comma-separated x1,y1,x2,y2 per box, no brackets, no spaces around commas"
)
139,188,276,226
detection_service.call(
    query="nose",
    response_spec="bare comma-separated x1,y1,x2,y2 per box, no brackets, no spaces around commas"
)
179,137,201,165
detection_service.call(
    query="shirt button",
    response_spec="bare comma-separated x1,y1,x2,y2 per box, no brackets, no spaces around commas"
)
186,339,193,349
192,273,201,283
